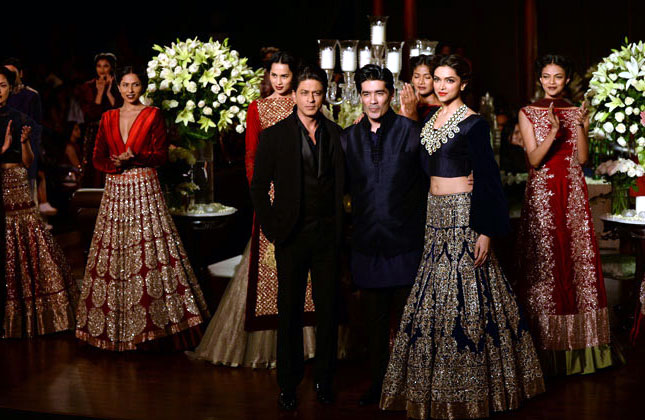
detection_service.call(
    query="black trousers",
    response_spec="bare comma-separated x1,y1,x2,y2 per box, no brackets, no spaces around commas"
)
361,285,411,387
274,224,338,393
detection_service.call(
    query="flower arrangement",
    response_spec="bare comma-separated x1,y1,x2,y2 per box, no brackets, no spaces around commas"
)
586,39,645,165
500,171,528,186
144,37,263,146
595,158,645,214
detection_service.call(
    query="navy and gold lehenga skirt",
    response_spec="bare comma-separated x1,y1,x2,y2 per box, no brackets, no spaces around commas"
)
380,193,544,419
2,166,77,338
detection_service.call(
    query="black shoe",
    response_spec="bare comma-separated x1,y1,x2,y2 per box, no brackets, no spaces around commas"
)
314,382,335,404
278,391,297,411
358,383,382,406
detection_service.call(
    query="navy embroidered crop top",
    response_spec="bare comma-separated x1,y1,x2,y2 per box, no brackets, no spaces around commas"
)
421,110,510,237
427,114,479,178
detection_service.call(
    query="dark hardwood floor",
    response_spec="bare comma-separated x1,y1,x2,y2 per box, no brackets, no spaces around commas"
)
1,223,643,420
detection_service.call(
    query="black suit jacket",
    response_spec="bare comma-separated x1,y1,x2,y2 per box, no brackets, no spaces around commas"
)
250,111,345,246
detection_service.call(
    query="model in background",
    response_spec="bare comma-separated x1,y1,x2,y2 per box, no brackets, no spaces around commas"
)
0,66,77,338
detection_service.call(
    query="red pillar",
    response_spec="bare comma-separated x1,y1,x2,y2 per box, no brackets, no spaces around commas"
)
403,0,417,40
373,0,384,15
523,0,538,102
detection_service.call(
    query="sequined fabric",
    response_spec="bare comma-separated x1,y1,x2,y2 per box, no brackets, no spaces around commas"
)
2,166,78,338
380,193,544,419
247,96,315,330
517,106,610,352
75,167,209,351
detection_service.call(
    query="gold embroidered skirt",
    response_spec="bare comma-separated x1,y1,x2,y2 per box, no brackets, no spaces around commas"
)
2,166,77,338
75,167,209,351
380,193,544,419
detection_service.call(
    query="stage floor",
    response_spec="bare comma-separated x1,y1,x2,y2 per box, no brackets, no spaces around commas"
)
0,332,643,420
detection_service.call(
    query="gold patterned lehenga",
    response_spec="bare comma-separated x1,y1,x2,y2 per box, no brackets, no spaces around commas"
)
75,168,209,351
2,166,78,338
381,193,544,419
188,96,317,368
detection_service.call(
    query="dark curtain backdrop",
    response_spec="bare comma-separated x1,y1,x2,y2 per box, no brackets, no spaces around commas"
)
2,0,644,112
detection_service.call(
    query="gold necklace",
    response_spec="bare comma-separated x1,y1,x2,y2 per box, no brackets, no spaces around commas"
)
420,104,468,155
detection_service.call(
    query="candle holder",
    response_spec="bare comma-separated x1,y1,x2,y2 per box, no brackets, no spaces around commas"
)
358,40,372,69
339,40,360,106
368,15,388,67
408,39,423,58
318,39,341,105
386,41,404,107
421,40,439,56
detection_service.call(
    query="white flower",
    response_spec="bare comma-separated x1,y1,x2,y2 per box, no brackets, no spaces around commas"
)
167,49,176,57
203,107,213,116
626,107,633,115
159,80,170,90
186,100,196,110
606,62,614,70
174,66,183,75
213,101,220,108
198,100,206,108
160,68,172,79
210,84,221,94
230,105,240,114
628,168,637,177
172,82,182,93
237,95,246,104
147,83,157,93
617,136,627,146
219,77,228,87
169,58,178,68
616,123,627,134
630,123,639,134
139,96,152,106
162,99,179,109
188,63,199,73
217,93,227,103
230,96,237,103
235,124,245,134
637,137,645,146
158,53,168,62
147,70,156,79
609,73,618,81
148,60,158,70
187,81,197,93
603,121,614,133
615,112,625,122
625,97,635,106
231,69,240,78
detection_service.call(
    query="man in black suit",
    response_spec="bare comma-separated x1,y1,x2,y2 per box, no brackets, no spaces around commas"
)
250,65,345,411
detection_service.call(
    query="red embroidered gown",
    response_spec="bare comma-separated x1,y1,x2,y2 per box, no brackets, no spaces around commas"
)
75,106,209,351
517,99,615,374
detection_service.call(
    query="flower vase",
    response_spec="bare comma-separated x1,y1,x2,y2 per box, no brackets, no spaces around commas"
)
611,182,630,215
191,141,215,204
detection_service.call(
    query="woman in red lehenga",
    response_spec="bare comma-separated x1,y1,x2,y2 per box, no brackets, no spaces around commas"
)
1,67,77,338
517,55,618,374
189,52,319,367
75,67,209,351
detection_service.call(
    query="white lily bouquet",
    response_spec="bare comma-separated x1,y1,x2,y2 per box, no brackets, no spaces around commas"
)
586,39,645,166
595,158,644,214
144,37,263,144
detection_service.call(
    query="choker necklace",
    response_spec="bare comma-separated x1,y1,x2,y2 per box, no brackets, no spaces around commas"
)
421,104,468,155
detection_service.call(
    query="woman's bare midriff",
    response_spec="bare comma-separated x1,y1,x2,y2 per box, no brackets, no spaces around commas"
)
430,176,472,196
1,163,22,169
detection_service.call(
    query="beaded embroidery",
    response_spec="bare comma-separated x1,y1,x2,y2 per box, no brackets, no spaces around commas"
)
420,104,468,155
